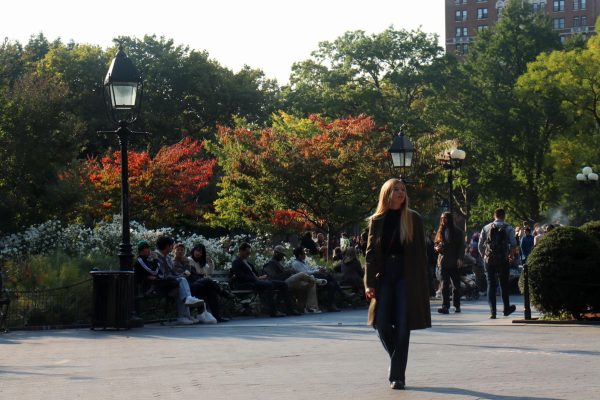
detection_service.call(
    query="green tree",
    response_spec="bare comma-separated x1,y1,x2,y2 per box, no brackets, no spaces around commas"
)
434,0,563,225
208,113,390,234
281,27,444,132
518,19,600,223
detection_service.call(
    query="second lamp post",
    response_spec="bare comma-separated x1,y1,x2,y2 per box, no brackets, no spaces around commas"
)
441,148,466,216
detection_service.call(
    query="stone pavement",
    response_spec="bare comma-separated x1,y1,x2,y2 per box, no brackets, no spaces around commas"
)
1,296,599,400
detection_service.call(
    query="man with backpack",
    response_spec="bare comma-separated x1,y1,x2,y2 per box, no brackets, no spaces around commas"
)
478,208,518,319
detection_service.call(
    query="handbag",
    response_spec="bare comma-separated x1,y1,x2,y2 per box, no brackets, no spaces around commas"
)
197,310,217,324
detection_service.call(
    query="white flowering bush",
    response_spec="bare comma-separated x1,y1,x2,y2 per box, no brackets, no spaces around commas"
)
0,217,300,273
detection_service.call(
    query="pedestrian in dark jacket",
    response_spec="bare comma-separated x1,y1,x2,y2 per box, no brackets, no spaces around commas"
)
364,178,431,390
434,212,465,314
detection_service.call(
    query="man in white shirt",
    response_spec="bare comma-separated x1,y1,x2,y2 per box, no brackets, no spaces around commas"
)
291,247,343,312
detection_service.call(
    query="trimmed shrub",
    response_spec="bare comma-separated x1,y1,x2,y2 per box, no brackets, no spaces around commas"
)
580,220,600,246
527,226,600,319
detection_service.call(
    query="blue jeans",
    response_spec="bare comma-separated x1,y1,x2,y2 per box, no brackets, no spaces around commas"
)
375,279,410,383
485,261,510,315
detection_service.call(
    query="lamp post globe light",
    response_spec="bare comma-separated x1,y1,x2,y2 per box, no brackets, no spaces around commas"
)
576,166,599,183
576,166,598,223
389,129,415,180
102,43,144,271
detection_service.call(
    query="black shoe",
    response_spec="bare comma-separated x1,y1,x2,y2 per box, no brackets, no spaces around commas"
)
287,310,302,316
454,307,461,313
504,305,516,317
390,381,405,390
216,317,230,323
327,305,341,312
489,314,497,319
437,307,449,314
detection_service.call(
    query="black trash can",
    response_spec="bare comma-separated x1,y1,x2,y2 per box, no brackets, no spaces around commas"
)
90,271,134,330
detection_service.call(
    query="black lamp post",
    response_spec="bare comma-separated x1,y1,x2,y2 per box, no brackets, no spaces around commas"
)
439,148,466,216
100,43,144,271
576,166,598,223
389,129,415,180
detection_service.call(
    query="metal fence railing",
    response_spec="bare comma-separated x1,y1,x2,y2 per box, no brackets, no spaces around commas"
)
4,278,93,330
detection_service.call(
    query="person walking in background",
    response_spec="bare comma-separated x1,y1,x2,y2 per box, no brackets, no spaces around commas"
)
478,208,518,319
520,227,534,264
434,212,465,314
364,178,431,390
469,232,486,295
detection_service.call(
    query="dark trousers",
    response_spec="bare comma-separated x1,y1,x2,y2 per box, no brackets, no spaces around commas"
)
375,279,411,383
485,261,510,315
242,279,294,315
190,278,224,319
313,272,340,307
441,267,461,309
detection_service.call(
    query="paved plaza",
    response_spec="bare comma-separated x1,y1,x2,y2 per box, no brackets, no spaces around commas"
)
1,296,599,400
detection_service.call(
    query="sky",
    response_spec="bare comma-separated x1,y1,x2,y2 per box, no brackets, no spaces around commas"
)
1,0,445,84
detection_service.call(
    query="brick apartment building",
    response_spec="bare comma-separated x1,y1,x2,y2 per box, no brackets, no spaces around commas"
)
445,0,600,54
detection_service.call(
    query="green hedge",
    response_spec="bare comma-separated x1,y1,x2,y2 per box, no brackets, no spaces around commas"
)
526,226,600,319
580,220,600,246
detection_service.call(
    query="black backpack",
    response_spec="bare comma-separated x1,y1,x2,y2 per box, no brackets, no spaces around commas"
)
485,223,508,265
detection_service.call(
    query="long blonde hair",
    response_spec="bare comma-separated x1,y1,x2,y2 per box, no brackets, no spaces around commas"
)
369,178,414,243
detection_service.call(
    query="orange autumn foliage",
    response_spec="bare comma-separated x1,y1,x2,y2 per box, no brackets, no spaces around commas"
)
82,137,216,226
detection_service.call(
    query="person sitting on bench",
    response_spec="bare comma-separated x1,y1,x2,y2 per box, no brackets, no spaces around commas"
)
291,247,344,312
263,245,325,314
144,237,203,324
230,242,301,318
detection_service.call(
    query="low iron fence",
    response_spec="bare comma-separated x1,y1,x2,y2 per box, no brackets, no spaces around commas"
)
4,278,93,330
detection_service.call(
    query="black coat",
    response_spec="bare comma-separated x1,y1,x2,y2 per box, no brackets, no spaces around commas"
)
365,209,431,330
230,257,259,285
436,226,465,270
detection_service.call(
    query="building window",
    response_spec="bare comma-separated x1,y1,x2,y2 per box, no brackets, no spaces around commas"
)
573,16,580,27
456,10,468,21
476,0,487,2
581,16,587,26
455,0,467,4
553,18,565,29
456,27,469,37
477,25,489,32
581,0,586,10
553,0,564,11
573,0,579,10
455,43,469,54
477,8,488,19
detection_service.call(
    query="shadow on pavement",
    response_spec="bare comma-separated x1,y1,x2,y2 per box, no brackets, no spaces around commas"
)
412,386,561,400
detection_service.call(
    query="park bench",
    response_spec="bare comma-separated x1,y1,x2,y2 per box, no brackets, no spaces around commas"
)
210,270,264,316
134,280,205,323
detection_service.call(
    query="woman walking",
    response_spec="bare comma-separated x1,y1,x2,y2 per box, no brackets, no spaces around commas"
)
364,178,431,390
434,212,465,314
